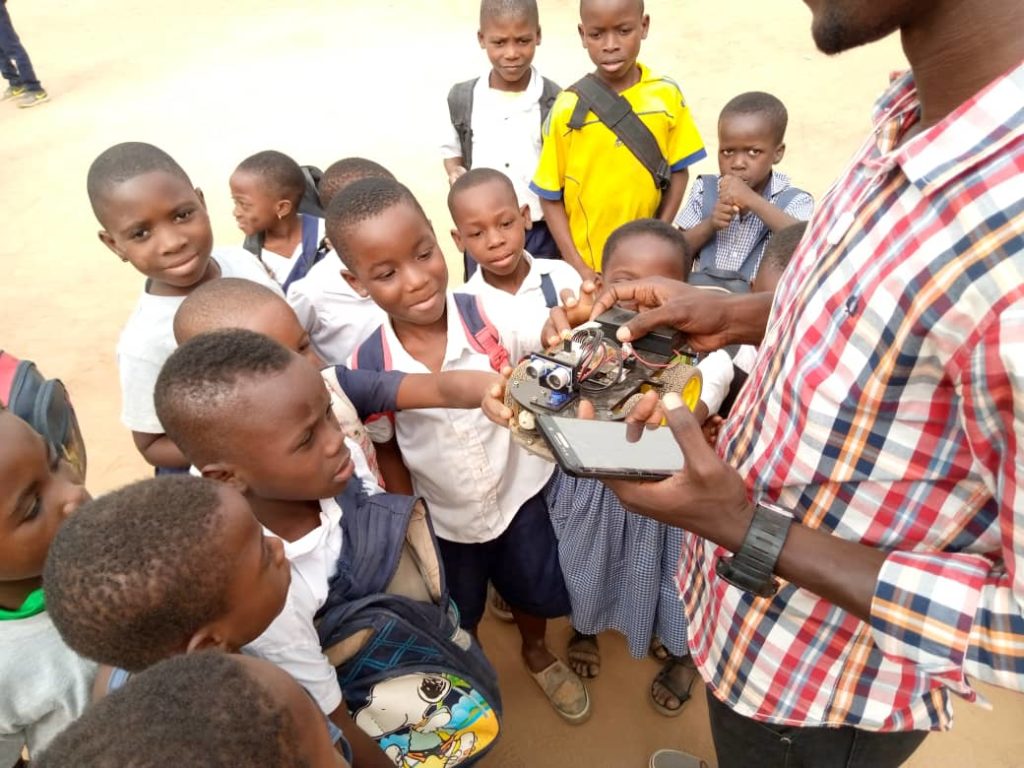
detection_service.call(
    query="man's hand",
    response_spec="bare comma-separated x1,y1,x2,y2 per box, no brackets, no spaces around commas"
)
542,282,598,347
573,262,599,284
602,391,750,537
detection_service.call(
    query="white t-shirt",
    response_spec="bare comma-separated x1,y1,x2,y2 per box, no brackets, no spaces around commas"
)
259,218,327,285
287,251,386,366
244,497,345,714
352,293,552,543
116,248,281,433
462,250,581,309
0,612,97,763
441,68,548,221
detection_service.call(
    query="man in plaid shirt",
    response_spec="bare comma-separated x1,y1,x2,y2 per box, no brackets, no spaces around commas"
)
593,0,1024,766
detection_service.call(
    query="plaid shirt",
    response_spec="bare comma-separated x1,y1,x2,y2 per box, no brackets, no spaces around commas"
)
684,61,1024,732
675,171,814,275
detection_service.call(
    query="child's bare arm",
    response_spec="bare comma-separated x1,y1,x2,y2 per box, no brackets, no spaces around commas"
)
394,371,498,410
656,168,690,224
443,157,467,186
374,437,414,495
131,431,188,469
680,199,737,256
539,198,596,282
327,704,393,768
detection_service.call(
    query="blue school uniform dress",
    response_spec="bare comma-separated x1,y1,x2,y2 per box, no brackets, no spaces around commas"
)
544,470,689,658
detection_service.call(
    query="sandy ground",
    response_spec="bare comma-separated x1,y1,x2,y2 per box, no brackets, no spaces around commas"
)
2,0,1022,765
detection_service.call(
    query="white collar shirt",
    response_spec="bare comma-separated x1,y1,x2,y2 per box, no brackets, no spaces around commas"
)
463,250,582,309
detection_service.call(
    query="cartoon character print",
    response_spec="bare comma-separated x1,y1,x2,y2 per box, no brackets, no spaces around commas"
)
354,673,498,767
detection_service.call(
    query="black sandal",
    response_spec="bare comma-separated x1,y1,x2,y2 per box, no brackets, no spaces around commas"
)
650,655,698,717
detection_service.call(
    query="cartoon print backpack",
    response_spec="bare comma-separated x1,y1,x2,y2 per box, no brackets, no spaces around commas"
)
316,484,503,766
0,351,86,480
352,293,510,377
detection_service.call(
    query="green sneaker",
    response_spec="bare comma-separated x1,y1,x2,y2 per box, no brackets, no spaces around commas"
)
2,85,26,101
17,89,49,108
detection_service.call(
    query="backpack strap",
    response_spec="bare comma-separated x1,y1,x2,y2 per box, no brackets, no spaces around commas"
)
539,272,558,308
297,165,325,218
447,78,478,169
242,231,264,257
539,76,562,125
566,73,671,190
452,293,510,372
352,326,391,373
281,214,326,293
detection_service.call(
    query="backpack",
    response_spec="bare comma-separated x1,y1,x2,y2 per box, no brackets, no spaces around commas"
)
566,73,671,190
0,351,87,479
316,484,502,766
352,294,510,376
447,76,561,169
688,174,807,291
243,212,328,291
539,272,558,308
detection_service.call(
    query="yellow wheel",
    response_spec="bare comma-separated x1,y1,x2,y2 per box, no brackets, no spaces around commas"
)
655,364,703,412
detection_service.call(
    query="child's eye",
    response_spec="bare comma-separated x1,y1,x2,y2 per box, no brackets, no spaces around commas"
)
417,251,433,261
748,149,762,157
374,269,396,281
130,228,150,241
468,230,482,239
618,26,633,35
720,149,734,157
500,219,514,229
174,208,195,223
297,431,313,448
23,496,43,522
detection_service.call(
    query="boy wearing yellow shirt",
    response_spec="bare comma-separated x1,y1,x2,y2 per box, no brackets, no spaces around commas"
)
530,0,705,279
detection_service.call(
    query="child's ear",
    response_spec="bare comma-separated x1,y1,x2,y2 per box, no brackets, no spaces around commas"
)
450,227,464,254
520,205,532,231
194,187,207,209
200,462,248,494
536,26,542,45
578,23,586,47
477,29,485,48
640,14,650,39
341,269,370,298
773,142,786,164
275,199,294,219
97,230,127,261
185,626,231,654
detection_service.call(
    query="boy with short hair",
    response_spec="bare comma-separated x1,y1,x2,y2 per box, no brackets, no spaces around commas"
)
230,150,326,288
35,653,345,768
286,157,392,364
530,0,706,280
329,177,590,724
0,409,94,763
449,168,581,305
674,91,813,283
87,141,281,472
443,0,561,277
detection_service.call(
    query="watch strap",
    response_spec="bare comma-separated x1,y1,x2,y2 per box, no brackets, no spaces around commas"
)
716,502,793,597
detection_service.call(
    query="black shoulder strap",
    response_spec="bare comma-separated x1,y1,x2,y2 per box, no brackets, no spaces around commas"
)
539,77,562,125
447,79,478,168
566,74,671,190
242,231,264,257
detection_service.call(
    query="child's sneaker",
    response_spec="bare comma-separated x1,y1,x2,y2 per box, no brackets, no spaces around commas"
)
17,89,49,108
2,85,26,101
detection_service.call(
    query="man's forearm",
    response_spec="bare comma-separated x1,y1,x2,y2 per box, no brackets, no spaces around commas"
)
718,292,774,346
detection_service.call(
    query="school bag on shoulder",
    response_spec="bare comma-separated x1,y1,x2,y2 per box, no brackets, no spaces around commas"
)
316,483,502,766
447,76,561,168
0,351,87,480
352,293,510,376
688,174,807,292
566,73,671,190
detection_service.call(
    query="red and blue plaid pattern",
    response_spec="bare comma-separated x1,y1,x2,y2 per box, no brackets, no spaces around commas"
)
684,62,1024,732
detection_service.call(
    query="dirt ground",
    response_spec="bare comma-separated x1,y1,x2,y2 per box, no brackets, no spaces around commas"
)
2,0,1022,765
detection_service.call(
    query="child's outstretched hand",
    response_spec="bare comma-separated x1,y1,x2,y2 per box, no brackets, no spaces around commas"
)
482,366,515,428
542,281,598,347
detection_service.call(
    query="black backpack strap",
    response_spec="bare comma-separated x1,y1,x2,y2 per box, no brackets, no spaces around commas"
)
242,231,264,257
297,165,324,218
539,272,558,308
539,76,562,125
566,74,671,190
447,78,478,168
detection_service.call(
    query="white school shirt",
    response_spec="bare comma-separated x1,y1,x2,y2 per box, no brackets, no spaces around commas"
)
287,250,386,365
697,345,758,416
463,250,582,308
441,67,547,221
244,496,345,714
259,218,327,284
0,613,97,763
357,294,551,543
116,248,281,433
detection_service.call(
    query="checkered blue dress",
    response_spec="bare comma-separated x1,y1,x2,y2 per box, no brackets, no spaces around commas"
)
544,469,689,658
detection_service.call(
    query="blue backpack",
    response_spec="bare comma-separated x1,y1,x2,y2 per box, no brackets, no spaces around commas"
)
243,211,328,291
316,485,502,766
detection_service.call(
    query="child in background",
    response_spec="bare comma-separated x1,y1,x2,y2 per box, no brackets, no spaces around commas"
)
442,0,561,278
286,157,391,364
87,141,280,472
531,0,705,280
35,653,345,768
173,278,498,492
230,150,326,289
0,409,94,763
675,92,812,282
451,169,581,306
330,177,590,724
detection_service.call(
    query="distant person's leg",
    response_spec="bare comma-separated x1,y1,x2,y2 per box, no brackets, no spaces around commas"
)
0,2,46,107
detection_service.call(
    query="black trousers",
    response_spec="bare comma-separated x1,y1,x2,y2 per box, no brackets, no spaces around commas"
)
706,687,928,768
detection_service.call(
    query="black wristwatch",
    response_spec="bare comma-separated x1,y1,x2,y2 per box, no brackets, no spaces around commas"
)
715,501,793,597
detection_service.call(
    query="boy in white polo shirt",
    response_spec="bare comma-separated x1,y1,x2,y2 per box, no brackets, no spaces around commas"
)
331,177,591,725
442,0,561,279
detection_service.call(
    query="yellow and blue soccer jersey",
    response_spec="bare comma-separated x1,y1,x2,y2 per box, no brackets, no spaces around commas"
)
530,64,706,272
